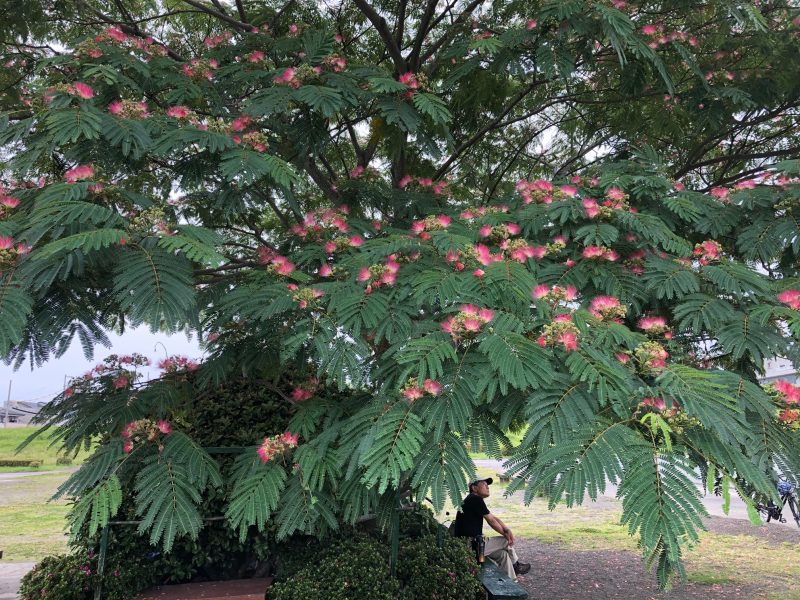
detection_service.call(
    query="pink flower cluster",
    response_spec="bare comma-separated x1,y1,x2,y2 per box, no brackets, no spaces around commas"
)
157,355,199,374
166,106,191,119
91,26,167,56
358,256,400,292
0,235,32,270
323,55,347,72
273,67,300,88
401,377,443,401
257,432,299,464
693,240,723,265
536,314,579,352
640,23,696,49
291,378,319,402
324,234,363,254
503,239,547,263
398,72,420,89
203,31,233,49
291,205,351,240
639,397,680,417
709,187,730,202
121,418,172,453
478,222,521,242
634,341,669,371
288,284,325,308
638,316,671,338
533,284,578,303
459,205,509,220
64,165,95,183
0,188,20,217
777,289,800,310
472,243,504,267
181,58,219,81
441,305,495,339
581,245,619,261
399,176,448,195
589,296,627,321
411,214,452,238
258,247,295,276
108,100,149,119
624,249,646,275
67,82,94,99
774,380,800,405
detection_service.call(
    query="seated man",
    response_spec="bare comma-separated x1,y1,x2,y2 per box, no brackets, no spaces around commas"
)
453,477,530,579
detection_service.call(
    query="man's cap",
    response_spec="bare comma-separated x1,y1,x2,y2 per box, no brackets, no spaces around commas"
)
470,477,493,487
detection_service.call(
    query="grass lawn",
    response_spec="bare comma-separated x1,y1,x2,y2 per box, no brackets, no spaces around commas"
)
0,426,92,472
0,471,71,561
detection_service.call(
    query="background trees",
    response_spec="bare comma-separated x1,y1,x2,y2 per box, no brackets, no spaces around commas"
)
4,0,800,588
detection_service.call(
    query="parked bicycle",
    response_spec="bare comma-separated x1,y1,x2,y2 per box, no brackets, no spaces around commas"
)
755,480,800,527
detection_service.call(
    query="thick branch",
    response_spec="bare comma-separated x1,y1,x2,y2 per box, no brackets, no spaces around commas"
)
353,0,406,71
408,0,438,71
180,0,251,30
234,0,247,22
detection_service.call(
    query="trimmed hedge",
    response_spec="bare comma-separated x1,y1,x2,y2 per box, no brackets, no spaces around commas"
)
0,459,41,467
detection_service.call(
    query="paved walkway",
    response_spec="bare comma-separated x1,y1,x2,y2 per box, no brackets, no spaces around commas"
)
0,563,33,600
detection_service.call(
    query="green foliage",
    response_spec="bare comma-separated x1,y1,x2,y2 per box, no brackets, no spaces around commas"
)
397,535,483,600
5,0,800,590
18,549,150,600
268,536,400,600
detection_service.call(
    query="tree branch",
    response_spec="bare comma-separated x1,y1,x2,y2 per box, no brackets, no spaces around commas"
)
234,0,247,22
180,0,251,30
408,0,438,71
420,0,482,73
353,0,406,72
435,81,543,179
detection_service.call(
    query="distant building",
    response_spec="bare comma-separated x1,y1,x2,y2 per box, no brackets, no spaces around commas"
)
1,401,47,425
0,406,25,424
761,358,799,385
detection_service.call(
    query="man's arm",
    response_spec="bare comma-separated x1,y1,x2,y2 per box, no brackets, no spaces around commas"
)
483,513,515,546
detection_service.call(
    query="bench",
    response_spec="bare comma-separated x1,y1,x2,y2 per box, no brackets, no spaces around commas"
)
135,578,272,600
481,562,528,600
496,472,512,483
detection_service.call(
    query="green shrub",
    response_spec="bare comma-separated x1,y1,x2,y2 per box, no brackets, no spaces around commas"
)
18,550,151,600
268,537,400,600
56,455,73,466
397,535,483,600
0,459,41,467
81,376,295,585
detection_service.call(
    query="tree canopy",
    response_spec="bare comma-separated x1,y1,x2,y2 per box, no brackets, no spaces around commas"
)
4,0,800,588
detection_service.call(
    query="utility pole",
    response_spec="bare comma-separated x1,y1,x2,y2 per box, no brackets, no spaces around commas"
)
3,380,11,428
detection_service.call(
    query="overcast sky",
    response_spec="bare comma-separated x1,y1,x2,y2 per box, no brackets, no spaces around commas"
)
0,329,203,404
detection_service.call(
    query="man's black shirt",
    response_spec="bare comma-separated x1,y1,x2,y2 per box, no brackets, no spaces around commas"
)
453,493,489,537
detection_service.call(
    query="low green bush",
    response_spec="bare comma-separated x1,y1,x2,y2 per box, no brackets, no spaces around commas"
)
18,550,151,600
397,535,483,600
0,459,41,467
269,509,483,600
268,536,400,600
56,455,73,465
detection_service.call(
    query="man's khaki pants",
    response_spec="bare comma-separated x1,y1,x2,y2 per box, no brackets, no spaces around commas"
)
484,536,519,579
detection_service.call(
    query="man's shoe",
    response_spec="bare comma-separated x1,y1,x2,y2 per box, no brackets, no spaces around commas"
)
513,561,530,575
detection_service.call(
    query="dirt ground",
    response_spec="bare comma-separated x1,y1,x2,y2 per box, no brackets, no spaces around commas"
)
511,515,800,600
